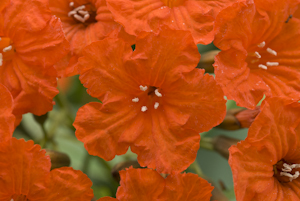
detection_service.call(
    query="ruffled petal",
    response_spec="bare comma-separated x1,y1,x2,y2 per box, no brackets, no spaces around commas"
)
3,0,52,32
214,49,270,109
158,173,213,201
0,83,15,142
77,37,134,100
14,16,70,67
10,56,58,116
74,99,140,160
229,141,278,201
214,0,300,108
131,109,201,173
0,138,51,200
106,0,168,36
127,26,200,83
45,167,94,201
229,98,300,200
116,168,165,201
164,70,226,132
107,0,242,44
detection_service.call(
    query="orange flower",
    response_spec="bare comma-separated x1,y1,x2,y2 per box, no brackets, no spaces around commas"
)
0,137,94,200
0,0,69,118
0,83,15,142
229,98,300,200
74,27,226,173
97,167,213,201
106,0,244,44
213,0,300,109
49,0,134,76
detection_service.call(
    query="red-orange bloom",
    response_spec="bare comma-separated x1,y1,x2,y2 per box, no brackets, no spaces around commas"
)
106,0,244,44
0,83,15,142
229,98,300,200
97,167,213,201
73,27,226,173
0,137,94,200
0,0,69,118
49,0,134,76
213,0,300,109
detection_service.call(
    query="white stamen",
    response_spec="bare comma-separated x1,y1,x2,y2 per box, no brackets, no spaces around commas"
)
280,171,300,182
3,45,12,52
258,64,268,70
257,41,265,48
154,102,159,109
83,14,90,21
132,97,139,103
69,2,74,7
139,85,148,91
266,48,277,56
73,5,85,12
0,53,2,66
10,199,14,201
141,106,147,112
0,37,1,41
282,163,300,172
154,89,162,97
68,10,77,17
254,51,261,58
78,10,89,15
73,14,85,23
266,62,279,66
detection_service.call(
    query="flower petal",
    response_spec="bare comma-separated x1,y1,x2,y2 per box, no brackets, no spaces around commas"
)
116,168,165,201
131,109,201,173
46,167,94,201
0,83,15,142
158,173,213,201
229,98,300,200
3,0,52,32
14,16,70,67
74,98,141,160
77,37,134,100
0,138,51,199
9,56,58,116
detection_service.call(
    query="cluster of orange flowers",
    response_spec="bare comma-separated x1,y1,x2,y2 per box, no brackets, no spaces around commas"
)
1,0,300,200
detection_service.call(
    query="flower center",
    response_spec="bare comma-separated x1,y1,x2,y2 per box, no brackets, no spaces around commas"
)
0,37,15,65
132,85,163,112
273,160,300,183
160,0,185,8
68,2,97,25
246,41,279,70
11,194,28,201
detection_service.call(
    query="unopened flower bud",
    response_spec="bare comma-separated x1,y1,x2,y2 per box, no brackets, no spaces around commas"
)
197,50,220,73
235,106,260,128
45,149,71,170
217,107,260,130
111,161,141,182
212,135,240,159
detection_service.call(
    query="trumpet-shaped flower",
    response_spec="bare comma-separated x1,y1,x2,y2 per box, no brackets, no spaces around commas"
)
97,167,213,201
213,0,300,109
74,27,226,173
229,98,300,200
106,0,244,44
0,137,94,200
0,0,69,118
49,0,134,76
